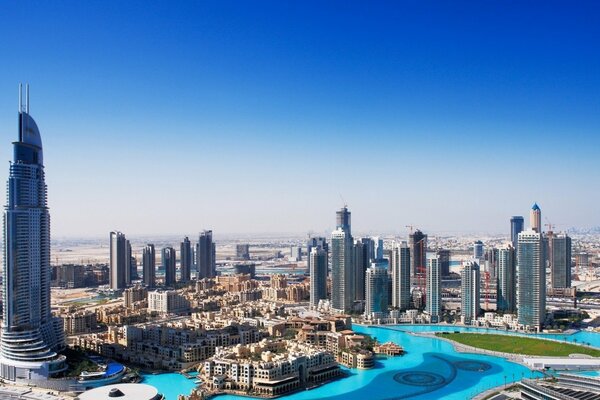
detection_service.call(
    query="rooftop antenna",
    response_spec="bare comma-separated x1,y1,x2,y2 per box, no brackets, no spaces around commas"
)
26,83,29,113
18,83,22,112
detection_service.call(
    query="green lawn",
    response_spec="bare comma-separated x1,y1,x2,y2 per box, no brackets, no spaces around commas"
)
437,333,600,357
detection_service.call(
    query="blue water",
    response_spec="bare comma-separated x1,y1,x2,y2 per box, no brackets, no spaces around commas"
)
142,372,198,400
142,325,600,400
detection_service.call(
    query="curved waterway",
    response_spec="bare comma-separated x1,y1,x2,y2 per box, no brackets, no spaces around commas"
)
142,324,600,399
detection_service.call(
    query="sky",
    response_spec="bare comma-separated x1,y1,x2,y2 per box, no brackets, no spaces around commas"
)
0,1,599,238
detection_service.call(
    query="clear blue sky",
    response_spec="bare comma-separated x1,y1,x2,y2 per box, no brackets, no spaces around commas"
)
1,1,599,237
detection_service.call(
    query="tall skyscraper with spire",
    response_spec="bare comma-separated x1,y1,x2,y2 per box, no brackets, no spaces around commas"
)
331,206,354,313
1,85,66,382
530,203,541,232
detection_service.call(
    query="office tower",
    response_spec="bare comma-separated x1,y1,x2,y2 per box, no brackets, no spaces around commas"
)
331,227,354,313
336,206,351,234
236,244,250,260
530,203,541,232
550,233,572,289
110,231,129,289
437,249,451,277
125,240,133,283
307,237,328,274
364,263,389,317
497,244,515,312
290,246,302,261
473,241,484,259
391,241,411,310
353,240,369,302
484,248,498,280
517,230,546,330
510,216,524,249
409,230,427,278
162,247,176,286
197,230,216,279
130,255,138,281
180,236,192,283
309,247,328,308
426,256,441,323
461,260,481,324
142,244,156,288
360,237,374,264
1,86,66,381
372,237,384,261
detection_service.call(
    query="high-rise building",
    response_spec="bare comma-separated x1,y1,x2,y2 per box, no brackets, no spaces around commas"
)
437,249,451,277
197,230,216,279
336,206,351,234
510,216,524,249
142,244,156,288
530,203,541,233
180,237,192,284
372,237,384,261
549,233,572,289
461,260,480,324
110,231,129,290
364,263,389,317
331,227,354,313
484,248,498,280
517,230,546,330
1,86,66,382
129,254,138,281
426,256,441,323
162,247,177,287
236,244,250,260
126,240,133,283
353,240,369,302
306,237,328,274
497,244,515,312
473,241,484,259
391,241,411,310
409,230,427,279
309,247,328,308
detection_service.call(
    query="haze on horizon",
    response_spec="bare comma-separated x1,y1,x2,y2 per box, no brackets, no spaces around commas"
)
1,1,599,238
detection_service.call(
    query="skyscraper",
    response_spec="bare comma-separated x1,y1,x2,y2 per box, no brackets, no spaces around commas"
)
309,247,328,308
497,244,515,312
437,249,451,277
372,236,384,261
391,241,411,310
110,231,129,290
426,256,441,323
461,260,480,324
1,86,66,381
197,230,216,279
142,244,156,288
549,233,572,289
336,206,351,234
473,241,484,259
306,236,328,274
364,263,389,317
517,230,546,330
162,247,177,287
510,216,524,249
126,239,133,283
331,227,354,313
409,230,427,279
180,236,192,283
530,203,541,233
353,240,369,302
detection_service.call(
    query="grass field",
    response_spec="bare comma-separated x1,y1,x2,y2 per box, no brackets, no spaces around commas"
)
437,333,600,357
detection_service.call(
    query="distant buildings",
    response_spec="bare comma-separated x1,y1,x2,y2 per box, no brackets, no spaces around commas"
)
426,256,441,323
391,241,411,310
497,244,516,312
142,244,156,288
290,246,302,261
473,240,484,259
197,230,216,279
162,247,177,287
461,260,481,324
180,237,193,284
517,229,546,330
309,247,328,308
235,244,250,260
110,231,129,290
364,263,389,318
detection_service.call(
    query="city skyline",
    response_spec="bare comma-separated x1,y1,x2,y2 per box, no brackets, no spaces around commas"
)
1,2,599,237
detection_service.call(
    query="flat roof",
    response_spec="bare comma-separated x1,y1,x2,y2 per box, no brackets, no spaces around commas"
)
78,383,158,400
